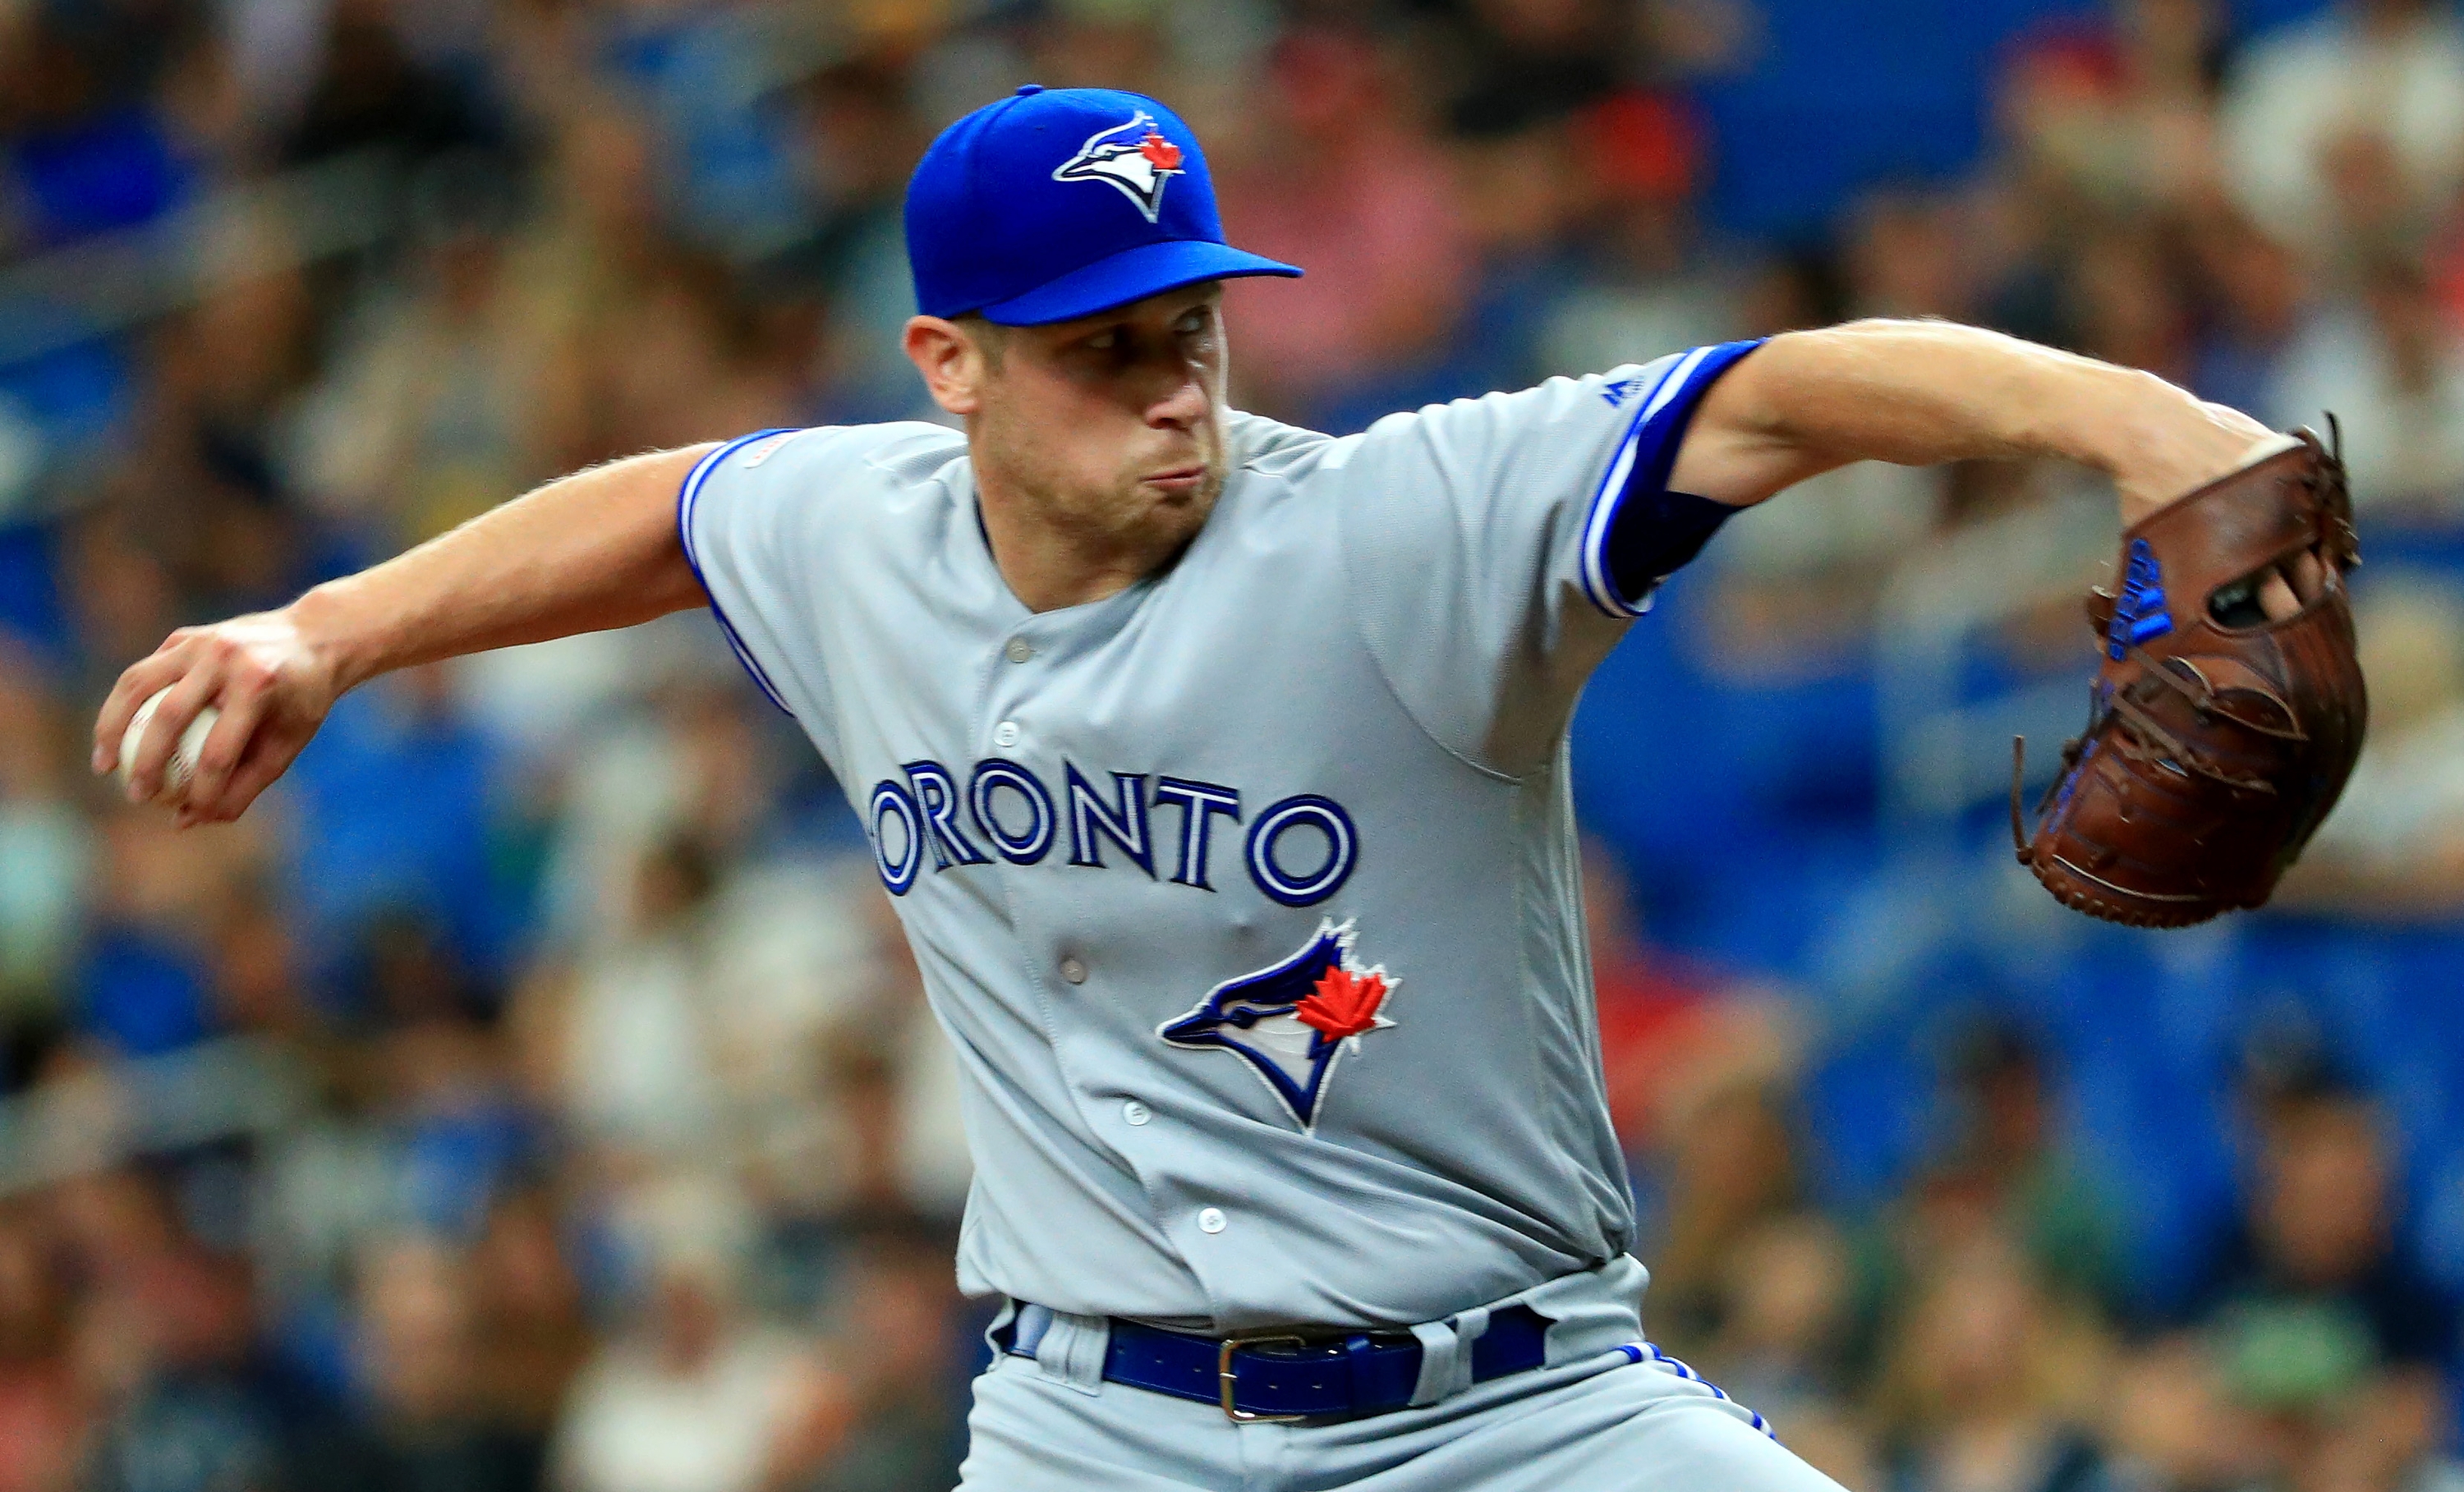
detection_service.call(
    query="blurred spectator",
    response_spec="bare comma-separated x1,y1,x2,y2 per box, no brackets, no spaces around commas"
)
287,1236,543,1492
1588,836,1795,1157
291,164,557,551
116,213,329,624
1845,188,1984,325
1216,25,1473,426
584,250,807,457
358,913,536,1239
2264,255,2464,514
764,62,930,421
63,1168,284,1492
76,805,275,1060
470,1187,591,1439
278,666,508,988
1932,1019,2126,1311
0,1210,77,1492
278,0,502,177
536,831,731,1169
485,96,664,467
2182,208,2311,417
1429,0,1631,135
515,664,907,1215
1701,1213,1878,1491
2181,1062,2457,1476
0,645,87,1027
2219,0,2464,259
530,656,788,945
595,0,811,262
0,2,195,250
2212,1299,2464,1492
2067,226,2197,386
1872,1232,2121,1492
1997,1,2227,233
1643,1077,1805,1351
1538,90,1749,382
552,1182,831,1492
1845,1019,2128,1393
2103,1334,2274,1492
2284,575,2464,916
784,1220,968,1492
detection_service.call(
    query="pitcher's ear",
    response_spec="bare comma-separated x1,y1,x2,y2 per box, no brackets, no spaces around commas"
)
904,315,989,416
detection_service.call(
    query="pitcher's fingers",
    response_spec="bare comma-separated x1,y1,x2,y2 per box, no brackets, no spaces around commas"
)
92,632,196,774
184,677,269,815
125,664,221,804
2257,567,2301,622
2289,547,2326,600
189,727,297,824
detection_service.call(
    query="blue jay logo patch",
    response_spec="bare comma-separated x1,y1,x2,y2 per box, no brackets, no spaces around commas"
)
1158,920,1397,1132
1053,110,1185,223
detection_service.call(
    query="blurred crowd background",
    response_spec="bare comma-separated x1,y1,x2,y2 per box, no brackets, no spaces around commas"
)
3,0,2464,1489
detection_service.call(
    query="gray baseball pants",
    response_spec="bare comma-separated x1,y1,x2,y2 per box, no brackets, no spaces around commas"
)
958,1261,1851,1490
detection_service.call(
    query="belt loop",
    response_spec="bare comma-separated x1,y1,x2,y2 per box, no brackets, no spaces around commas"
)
1524,1255,1650,1366
1032,1310,1110,1397
1012,1302,1055,1358
1408,1304,1491,1406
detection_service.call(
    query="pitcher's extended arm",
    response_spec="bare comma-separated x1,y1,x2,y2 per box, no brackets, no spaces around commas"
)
1666,317,2319,611
92,443,717,826
1669,319,2287,523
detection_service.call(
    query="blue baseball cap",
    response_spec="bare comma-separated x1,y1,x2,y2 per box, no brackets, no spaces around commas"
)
905,85,1301,326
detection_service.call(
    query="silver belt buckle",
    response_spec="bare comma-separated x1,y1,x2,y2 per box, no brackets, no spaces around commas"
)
1217,1334,1312,1423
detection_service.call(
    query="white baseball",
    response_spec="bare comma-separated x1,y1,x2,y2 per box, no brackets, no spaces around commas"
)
117,687,220,805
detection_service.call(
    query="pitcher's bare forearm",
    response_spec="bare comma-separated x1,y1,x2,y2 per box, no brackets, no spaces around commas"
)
295,443,715,691
94,443,717,823
1669,319,2285,523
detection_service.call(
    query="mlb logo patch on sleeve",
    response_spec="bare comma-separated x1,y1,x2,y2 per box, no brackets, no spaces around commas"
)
738,429,815,469
1158,920,1398,1132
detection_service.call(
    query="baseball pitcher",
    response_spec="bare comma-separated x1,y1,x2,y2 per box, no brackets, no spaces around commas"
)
95,88,2358,1490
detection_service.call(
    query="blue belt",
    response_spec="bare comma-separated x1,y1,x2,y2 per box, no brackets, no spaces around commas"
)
999,1304,1553,1421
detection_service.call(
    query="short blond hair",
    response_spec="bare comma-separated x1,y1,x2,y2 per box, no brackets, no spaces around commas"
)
957,313,1012,370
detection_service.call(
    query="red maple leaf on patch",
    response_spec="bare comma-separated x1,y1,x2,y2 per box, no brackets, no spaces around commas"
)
1140,131,1183,170
1295,966,1388,1040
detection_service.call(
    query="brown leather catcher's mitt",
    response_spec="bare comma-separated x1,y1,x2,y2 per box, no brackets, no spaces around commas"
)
2012,427,2367,928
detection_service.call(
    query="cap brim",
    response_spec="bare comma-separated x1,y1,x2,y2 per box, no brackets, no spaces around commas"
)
978,239,1302,326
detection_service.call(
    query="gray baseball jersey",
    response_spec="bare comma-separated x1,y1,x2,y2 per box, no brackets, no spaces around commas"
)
678,342,1757,1333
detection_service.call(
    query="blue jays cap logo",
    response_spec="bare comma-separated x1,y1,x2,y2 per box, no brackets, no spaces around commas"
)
1158,919,1397,1132
1052,109,1185,223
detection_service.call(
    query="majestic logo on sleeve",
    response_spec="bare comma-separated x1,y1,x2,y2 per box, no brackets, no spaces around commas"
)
1158,920,1396,1132
1052,110,1184,223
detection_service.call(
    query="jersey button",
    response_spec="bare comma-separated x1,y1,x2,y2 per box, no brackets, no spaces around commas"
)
1060,957,1087,985
1004,638,1034,663
995,720,1022,748
1122,1100,1152,1127
1197,1207,1227,1235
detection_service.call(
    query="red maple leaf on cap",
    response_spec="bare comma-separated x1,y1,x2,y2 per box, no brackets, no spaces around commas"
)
1140,131,1183,171
1295,966,1388,1040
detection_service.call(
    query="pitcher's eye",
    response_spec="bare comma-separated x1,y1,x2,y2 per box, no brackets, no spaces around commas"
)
1083,330,1119,351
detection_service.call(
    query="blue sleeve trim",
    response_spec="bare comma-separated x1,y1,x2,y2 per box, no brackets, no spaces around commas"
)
1576,338,1766,619
676,428,802,718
